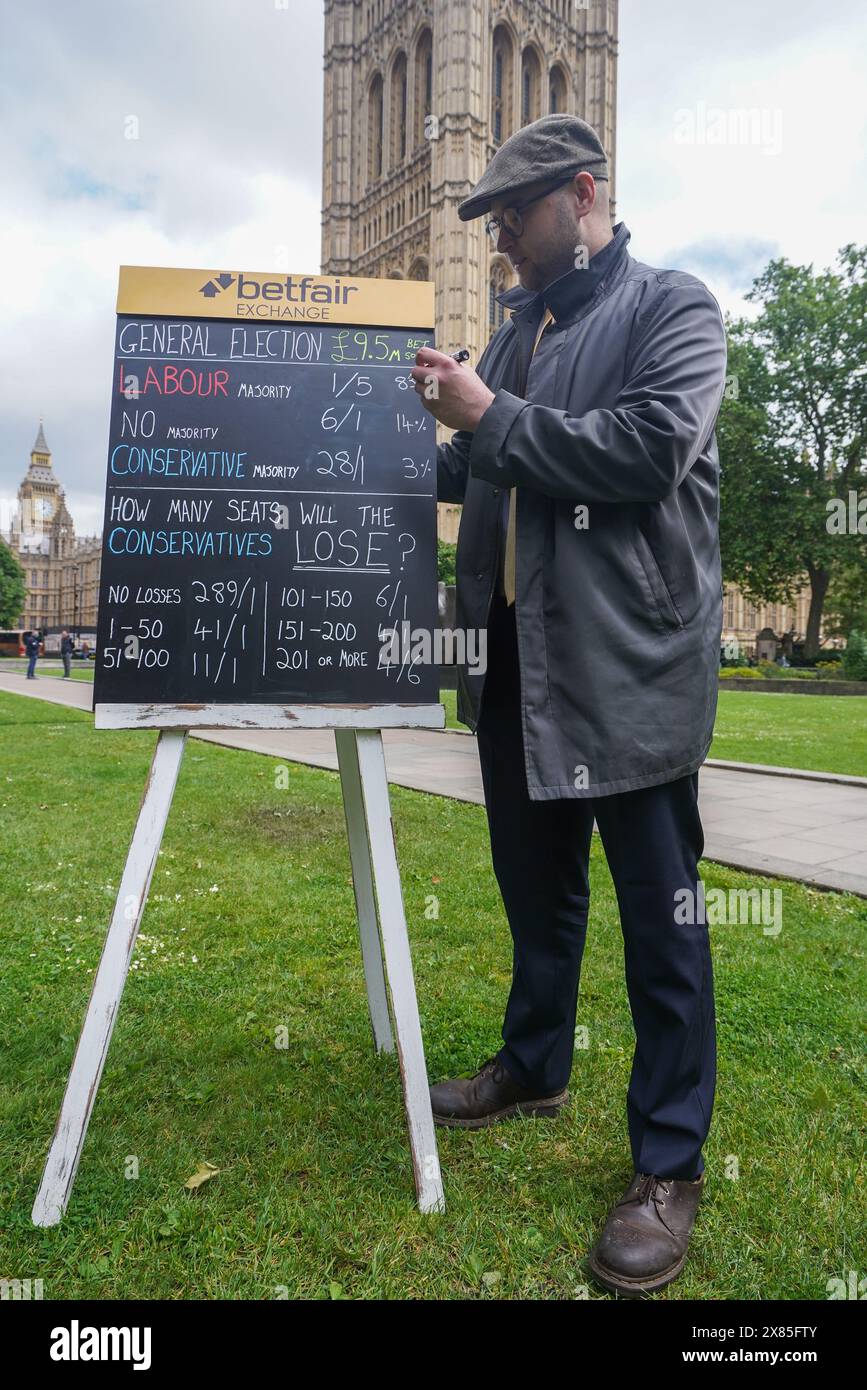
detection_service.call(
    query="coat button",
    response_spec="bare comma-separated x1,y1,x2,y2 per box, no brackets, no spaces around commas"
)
492,488,500,496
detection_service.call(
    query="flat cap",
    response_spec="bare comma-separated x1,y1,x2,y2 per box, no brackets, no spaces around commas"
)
458,113,609,222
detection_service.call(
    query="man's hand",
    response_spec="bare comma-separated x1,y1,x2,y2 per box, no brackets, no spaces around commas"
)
410,348,496,432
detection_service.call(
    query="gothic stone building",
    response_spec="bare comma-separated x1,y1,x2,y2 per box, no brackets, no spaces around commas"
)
320,0,618,544
7,423,101,634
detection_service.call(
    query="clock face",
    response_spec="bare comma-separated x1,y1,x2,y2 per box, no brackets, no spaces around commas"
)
36,498,53,520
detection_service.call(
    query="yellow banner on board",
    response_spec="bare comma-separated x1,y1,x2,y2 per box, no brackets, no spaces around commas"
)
116,265,435,328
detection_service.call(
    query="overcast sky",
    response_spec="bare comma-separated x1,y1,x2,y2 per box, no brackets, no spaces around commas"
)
1,0,865,535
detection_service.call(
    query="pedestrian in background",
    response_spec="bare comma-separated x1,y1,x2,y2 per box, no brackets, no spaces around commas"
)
24,629,41,679
60,629,74,679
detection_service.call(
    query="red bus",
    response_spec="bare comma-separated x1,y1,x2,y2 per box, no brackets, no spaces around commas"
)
0,630,28,657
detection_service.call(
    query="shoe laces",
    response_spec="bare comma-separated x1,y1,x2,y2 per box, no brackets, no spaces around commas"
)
477,1055,506,1084
622,1172,671,1211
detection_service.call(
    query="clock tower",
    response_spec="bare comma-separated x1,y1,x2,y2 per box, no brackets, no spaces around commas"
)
12,421,74,549
6,422,101,632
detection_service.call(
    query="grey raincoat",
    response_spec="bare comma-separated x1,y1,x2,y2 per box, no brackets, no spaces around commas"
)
437,223,728,799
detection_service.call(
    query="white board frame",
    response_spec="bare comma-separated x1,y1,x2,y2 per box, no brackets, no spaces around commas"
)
95,702,445,730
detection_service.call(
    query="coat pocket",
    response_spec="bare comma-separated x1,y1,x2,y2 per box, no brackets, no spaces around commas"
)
630,526,685,631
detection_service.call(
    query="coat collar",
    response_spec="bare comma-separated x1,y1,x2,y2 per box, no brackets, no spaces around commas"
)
495,221,632,325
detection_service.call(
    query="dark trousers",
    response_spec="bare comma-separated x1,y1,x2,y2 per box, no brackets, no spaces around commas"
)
475,594,716,1180
26,653,37,678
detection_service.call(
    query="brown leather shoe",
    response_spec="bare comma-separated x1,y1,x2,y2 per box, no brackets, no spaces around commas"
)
430,1055,569,1128
586,1171,705,1296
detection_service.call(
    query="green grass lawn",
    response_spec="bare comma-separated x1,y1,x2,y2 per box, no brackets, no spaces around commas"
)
3,665,866,774
439,687,867,778
712,690,867,777
0,660,94,682
0,689,863,1300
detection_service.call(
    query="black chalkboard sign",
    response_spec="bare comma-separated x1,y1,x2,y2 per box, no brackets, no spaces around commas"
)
94,267,439,721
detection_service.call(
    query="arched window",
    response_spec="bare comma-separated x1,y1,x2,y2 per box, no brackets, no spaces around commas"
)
491,27,514,145
408,256,429,281
489,261,509,330
390,51,408,167
414,28,433,148
368,74,384,183
549,65,567,114
521,47,541,126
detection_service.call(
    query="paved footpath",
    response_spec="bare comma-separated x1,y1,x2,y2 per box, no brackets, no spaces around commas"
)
2,671,865,898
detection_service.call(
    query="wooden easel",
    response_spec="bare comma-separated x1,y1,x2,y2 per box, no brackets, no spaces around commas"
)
32,703,446,1227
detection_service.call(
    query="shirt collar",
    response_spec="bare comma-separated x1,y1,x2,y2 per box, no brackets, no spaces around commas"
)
496,221,632,324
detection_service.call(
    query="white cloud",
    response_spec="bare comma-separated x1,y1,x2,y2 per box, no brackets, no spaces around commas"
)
618,0,867,316
0,0,324,529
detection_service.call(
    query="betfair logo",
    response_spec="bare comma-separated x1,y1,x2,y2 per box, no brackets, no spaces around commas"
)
199,273,235,299
198,273,360,306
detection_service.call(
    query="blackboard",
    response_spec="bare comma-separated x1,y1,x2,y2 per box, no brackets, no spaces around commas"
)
94,267,439,720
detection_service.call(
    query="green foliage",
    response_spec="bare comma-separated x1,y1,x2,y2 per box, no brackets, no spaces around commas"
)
724,662,852,682
0,539,25,627
756,663,820,680
718,244,867,655
718,326,801,605
843,630,867,681
824,557,867,642
437,538,457,586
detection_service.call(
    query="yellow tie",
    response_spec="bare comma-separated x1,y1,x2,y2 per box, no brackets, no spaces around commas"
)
504,306,555,606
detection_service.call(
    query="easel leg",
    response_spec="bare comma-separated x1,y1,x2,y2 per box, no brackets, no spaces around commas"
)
352,730,444,1214
335,729,394,1053
32,730,187,1227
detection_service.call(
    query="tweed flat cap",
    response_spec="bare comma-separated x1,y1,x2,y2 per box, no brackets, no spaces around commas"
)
458,113,609,222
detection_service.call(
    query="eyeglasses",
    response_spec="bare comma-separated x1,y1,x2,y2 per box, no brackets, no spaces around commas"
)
484,175,576,244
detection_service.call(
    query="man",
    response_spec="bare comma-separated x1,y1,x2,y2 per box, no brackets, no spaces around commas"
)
60,629,74,679
411,114,727,1296
24,629,41,679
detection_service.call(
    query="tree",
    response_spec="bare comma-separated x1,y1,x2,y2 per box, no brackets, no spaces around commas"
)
718,244,867,657
437,538,456,586
842,630,867,681
0,539,25,627
824,557,867,642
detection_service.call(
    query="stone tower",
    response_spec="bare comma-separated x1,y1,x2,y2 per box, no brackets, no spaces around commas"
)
7,422,102,631
11,422,74,551
320,0,619,538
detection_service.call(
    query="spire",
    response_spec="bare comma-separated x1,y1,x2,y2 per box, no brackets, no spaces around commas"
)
32,419,50,456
